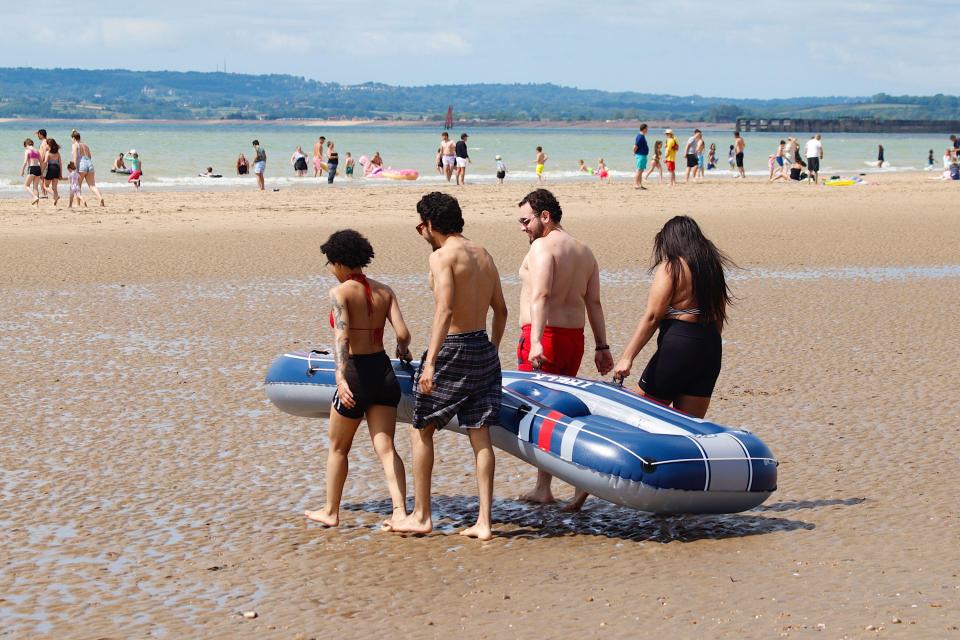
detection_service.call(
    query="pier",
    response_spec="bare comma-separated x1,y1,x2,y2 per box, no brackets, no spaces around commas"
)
736,117,960,134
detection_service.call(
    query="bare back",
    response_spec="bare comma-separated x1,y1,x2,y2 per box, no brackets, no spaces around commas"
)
664,259,701,323
430,237,501,333
331,277,394,354
519,230,597,328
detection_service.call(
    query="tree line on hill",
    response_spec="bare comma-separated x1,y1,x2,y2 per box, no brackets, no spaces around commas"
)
0,68,957,122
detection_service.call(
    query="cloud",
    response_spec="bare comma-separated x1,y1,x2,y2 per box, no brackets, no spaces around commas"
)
100,18,176,47
358,30,472,56
255,31,312,55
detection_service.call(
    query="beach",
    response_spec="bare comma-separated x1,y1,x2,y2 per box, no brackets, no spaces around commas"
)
1,175,958,638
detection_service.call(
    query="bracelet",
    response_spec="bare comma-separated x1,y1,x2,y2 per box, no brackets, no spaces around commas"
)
595,344,610,351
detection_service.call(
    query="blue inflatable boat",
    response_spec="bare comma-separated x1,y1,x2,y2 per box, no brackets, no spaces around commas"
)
265,351,778,514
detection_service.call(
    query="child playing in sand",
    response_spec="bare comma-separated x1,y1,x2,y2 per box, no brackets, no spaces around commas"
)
535,147,547,183
67,161,86,208
495,155,507,184
345,152,355,178
597,158,610,183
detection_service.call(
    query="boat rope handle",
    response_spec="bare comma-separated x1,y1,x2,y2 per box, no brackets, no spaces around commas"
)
306,349,329,375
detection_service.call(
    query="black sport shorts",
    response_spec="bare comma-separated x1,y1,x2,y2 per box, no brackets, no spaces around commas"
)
333,351,401,419
638,320,722,400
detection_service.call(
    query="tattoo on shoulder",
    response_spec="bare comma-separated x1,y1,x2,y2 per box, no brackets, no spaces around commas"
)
331,300,347,330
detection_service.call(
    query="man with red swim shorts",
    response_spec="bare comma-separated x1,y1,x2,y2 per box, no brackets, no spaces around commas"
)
515,189,614,509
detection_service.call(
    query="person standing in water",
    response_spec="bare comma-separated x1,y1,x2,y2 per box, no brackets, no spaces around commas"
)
440,132,456,182
313,136,327,177
514,189,613,510
877,144,885,168
733,131,746,179
613,216,734,419
326,140,339,184
252,140,267,191
305,229,412,529
386,192,508,541
455,133,470,186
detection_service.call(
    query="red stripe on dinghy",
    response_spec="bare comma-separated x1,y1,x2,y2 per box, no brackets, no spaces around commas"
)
537,411,563,452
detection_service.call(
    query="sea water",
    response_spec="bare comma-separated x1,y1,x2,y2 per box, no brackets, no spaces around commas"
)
1,120,952,195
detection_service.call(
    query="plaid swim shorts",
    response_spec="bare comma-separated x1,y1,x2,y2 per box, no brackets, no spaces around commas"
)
413,330,502,430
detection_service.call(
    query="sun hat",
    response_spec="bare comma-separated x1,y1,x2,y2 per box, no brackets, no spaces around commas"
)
665,128,673,134
495,154,501,160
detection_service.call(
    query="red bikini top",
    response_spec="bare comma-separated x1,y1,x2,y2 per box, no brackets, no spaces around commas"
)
329,273,383,342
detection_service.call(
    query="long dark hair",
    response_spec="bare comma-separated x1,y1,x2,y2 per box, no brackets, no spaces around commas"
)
651,216,735,326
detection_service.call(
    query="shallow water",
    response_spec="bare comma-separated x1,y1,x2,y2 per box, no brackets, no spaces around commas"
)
1,121,948,196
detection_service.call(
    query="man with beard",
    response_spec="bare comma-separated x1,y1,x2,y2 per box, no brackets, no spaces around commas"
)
386,192,508,540
515,189,614,509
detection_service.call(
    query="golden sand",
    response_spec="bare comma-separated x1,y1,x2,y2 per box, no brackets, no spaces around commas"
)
1,175,958,637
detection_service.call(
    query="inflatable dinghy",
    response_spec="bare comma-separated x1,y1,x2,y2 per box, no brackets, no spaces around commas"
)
265,352,778,514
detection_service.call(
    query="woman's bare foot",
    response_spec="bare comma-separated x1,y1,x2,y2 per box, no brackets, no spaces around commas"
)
31,197,39,206
304,508,338,527
518,487,555,504
459,523,493,541
383,513,432,535
99,198,105,207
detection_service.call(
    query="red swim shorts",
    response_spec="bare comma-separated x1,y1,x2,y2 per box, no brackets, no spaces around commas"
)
666,160,676,172
517,324,585,377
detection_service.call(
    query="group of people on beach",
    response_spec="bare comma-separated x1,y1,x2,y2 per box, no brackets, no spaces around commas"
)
632,125,747,189
234,137,358,190
305,189,733,539
20,128,105,207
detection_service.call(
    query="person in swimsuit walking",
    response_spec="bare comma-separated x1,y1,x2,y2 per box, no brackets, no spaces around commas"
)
21,138,43,205
305,230,413,528
70,130,105,206
386,192,508,541
645,139,664,183
42,138,63,205
612,216,735,419
313,136,327,177
514,189,614,509
440,132,456,182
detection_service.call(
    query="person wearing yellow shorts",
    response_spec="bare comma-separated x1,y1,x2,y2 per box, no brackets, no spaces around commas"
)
535,146,547,183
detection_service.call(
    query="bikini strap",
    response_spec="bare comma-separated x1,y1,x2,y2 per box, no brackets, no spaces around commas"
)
347,273,374,316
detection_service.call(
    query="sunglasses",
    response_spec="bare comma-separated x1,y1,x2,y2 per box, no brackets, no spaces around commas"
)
518,216,535,227
415,222,426,234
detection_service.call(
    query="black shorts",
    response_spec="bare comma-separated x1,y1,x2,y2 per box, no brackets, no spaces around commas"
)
413,330,501,430
238,165,248,175
735,152,744,168
496,170,506,179
28,166,42,177
807,157,820,172
686,154,699,168
333,351,401,419
638,320,722,400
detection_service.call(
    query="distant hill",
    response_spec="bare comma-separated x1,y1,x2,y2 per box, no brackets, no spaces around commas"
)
0,67,957,122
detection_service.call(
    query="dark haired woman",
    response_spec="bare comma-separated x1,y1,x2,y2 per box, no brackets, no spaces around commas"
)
612,215,734,418
42,138,63,205
305,229,413,528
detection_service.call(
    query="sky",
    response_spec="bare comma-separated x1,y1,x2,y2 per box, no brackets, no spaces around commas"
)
4,0,955,98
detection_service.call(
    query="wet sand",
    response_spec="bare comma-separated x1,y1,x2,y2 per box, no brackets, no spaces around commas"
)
1,175,958,638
